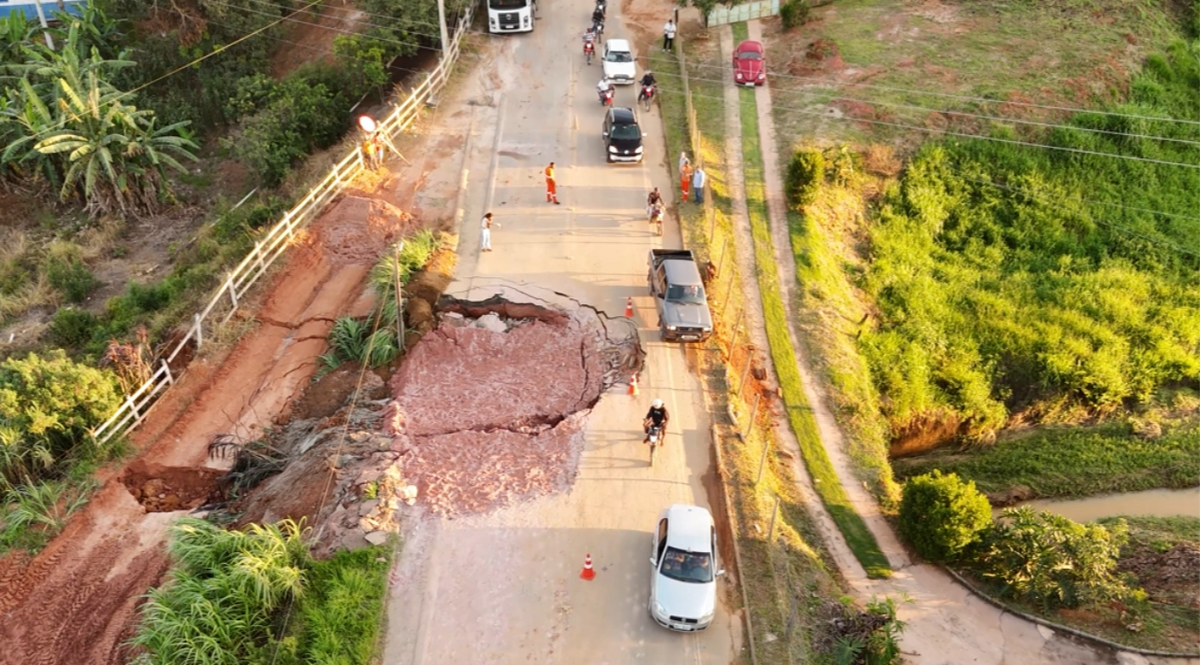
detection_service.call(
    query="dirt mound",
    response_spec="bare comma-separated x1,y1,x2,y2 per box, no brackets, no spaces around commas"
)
292,367,388,421
119,460,226,512
309,196,415,266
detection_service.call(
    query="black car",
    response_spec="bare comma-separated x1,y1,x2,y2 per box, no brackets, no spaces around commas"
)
602,107,645,163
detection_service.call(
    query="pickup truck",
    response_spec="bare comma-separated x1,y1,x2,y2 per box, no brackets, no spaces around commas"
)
648,249,714,342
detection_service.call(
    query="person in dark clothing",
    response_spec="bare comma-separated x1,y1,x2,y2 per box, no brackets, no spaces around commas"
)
643,398,669,443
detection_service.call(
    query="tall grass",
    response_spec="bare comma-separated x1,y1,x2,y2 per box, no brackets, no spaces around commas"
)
859,40,1200,439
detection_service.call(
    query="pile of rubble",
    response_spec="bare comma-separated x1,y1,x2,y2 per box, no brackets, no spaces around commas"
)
238,300,642,553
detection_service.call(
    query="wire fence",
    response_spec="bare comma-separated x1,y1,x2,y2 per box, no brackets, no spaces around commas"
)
91,4,478,446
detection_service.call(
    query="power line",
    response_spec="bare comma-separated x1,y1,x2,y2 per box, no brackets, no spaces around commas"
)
649,68,1201,170
688,57,1201,126
239,0,457,38
123,0,324,99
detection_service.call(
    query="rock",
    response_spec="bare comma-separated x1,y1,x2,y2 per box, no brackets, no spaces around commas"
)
341,530,372,551
365,531,389,546
475,312,508,333
350,431,371,443
141,479,165,499
159,495,182,511
359,499,381,516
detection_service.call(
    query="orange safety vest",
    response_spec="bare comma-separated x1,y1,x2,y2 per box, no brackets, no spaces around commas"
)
544,165,555,180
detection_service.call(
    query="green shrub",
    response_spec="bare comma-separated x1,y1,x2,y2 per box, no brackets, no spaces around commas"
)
131,517,310,665
48,307,99,348
898,470,992,563
0,350,120,486
44,252,99,303
976,508,1141,611
1,479,94,552
780,0,811,31
785,147,825,209
232,76,350,186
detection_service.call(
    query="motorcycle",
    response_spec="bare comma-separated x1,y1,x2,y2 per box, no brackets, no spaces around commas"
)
598,87,614,106
584,39,594,65
591,18,604,39
646,423,663,466
638,83,655,111
594,0,606,19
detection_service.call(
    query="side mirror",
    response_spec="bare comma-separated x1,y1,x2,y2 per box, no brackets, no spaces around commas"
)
716,568,726,577
642,132,648,137
649,557,657,566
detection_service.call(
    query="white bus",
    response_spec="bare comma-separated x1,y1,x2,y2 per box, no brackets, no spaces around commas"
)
487,0,535,33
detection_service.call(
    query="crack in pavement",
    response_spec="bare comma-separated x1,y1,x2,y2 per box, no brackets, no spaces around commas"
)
259,315,339,329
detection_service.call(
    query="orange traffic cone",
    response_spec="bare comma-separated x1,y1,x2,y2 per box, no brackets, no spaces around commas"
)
628,374,639,396
580,553,596,581
624,297,634,318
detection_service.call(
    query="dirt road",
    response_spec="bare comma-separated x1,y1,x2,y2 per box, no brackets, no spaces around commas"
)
379,4,741,664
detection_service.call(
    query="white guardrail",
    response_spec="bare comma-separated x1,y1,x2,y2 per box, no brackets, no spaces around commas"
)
91,4,477,445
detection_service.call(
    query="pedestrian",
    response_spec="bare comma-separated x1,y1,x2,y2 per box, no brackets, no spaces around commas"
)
544,162,560,204
691,165,705,204
362,135,379,171
480,212,498,252
678,151,690,175
680,161,692,199
662,18,676,52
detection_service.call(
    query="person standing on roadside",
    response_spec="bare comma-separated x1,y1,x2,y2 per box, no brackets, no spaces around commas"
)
691,165,705,204
545,162,561,204
480,212,498,252
662,18,676,52
680,160,693,199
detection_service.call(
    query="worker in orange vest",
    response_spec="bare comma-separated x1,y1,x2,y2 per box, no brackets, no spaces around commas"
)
545,162,560,204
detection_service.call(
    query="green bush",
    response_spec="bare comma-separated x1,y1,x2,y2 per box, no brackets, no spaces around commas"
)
44,252,99,303
1,479,94,552
233,77,349,186
131,518,310,665
779,0,810,30
898,470,992,563
785,147,825,209
48,307,99,348
0,350,120,487
976,508,1141,611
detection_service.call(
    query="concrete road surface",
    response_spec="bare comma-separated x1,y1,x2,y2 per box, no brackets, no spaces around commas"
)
381,3,740,665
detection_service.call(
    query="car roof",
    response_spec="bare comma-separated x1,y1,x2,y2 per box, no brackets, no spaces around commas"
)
663,504,714,552
610,107,637,123
606,38,631,50
735,39,763,53
663,258,701,285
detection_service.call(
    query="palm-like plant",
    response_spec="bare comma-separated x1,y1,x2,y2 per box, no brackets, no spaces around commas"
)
0,22,198,217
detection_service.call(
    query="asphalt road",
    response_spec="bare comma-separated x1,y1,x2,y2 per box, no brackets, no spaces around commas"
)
380,3,739,664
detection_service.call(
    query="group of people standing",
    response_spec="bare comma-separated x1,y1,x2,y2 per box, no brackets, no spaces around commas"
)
678,152,705,204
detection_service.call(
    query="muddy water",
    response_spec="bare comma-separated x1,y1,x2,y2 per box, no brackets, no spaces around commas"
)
999,487,1201,523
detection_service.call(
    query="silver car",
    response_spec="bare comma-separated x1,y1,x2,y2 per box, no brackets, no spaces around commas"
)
648,504,724,631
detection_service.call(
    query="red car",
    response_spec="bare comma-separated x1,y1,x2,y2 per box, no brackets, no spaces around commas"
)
732,39,766,87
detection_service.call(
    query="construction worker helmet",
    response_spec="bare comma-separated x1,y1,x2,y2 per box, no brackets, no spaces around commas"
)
651,398,663,408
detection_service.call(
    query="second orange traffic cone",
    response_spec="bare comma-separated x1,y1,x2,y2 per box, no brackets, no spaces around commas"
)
624,297,634,318
628,374,639,396
580,553,596,580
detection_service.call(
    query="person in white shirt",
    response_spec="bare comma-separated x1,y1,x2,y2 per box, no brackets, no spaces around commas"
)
662,19,676,51
480,212,498,252
597,76,614,104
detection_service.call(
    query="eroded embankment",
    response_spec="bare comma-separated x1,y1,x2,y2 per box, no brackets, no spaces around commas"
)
236,299,642,555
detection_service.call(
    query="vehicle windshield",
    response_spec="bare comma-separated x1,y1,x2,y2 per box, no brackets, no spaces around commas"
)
737,50,762,61
606,50,633,63
489,0,529,9
610,123,640,140
659,546,714,583
666,283,705,304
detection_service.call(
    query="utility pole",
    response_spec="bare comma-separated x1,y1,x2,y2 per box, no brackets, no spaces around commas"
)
32,0,55,50
436,0,449,60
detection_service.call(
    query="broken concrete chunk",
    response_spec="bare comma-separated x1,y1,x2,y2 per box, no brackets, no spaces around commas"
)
364,531,389,546
474,312,508,333
359,499,380,516
341,530,372,552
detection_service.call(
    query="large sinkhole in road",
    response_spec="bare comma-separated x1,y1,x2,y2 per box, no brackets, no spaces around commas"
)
385,297,643,518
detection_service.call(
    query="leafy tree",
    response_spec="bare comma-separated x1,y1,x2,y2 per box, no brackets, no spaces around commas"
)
898,470,992,563
977,508,1140,611
0,350,120,488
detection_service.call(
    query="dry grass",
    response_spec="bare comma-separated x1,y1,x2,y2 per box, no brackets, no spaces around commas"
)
0,274,58,320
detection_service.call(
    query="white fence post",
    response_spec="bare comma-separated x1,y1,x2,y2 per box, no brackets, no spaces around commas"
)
162,359,174,385
194,313,203,348
226,277,238,308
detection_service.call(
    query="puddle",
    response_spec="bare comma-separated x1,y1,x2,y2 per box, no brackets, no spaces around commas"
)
998,487,1201,523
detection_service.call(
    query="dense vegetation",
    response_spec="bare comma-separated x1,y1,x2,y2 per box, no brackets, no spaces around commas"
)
132,517,391,665
857,40,1200,440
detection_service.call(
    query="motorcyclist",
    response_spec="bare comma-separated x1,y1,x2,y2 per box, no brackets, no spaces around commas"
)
583,28,596,58
643,398,669,443
640,70,657,88
597,76,614,104
592,4,605,23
